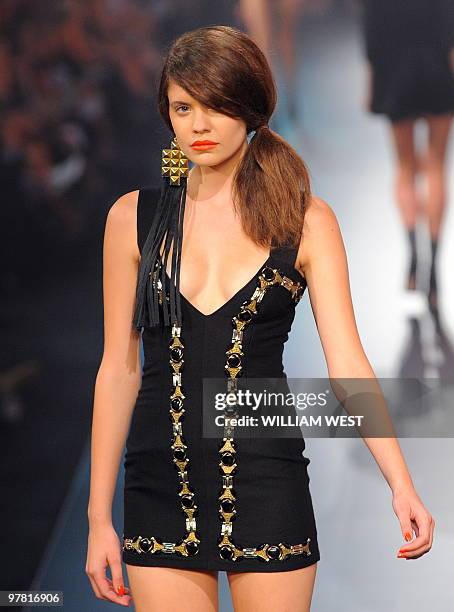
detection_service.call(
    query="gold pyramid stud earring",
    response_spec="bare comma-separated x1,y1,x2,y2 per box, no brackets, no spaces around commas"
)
162,135,189,186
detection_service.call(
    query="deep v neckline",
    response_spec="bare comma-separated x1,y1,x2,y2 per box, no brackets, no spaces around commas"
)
164,254,273,318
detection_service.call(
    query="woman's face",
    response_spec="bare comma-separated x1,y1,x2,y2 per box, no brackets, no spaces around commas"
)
167,79,248,169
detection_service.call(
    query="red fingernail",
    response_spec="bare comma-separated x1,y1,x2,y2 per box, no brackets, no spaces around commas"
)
117,585,125,596
404,532,412,542
397,552,406,558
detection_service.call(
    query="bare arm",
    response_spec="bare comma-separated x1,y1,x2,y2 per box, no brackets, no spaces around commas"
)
297,196,434,560
85,190,141,606
88,189,141,524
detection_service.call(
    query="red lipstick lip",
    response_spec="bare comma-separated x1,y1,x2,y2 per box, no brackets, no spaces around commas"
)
191,140,218,146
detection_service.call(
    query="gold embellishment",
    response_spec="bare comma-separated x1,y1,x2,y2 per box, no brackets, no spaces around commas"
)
162,136,189,186
123,321,200,557
218,265,311,563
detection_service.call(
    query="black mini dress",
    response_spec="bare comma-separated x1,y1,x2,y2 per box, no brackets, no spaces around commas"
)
122,187,320,573
362,0,454,122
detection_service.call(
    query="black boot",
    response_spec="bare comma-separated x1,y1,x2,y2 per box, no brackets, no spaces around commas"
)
428,237,439,312
406,227,417,291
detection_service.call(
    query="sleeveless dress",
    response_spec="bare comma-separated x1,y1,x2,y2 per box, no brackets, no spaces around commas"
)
122,187,320,572
362,0,454,122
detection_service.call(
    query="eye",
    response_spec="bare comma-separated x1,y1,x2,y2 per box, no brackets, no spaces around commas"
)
175,105,190,114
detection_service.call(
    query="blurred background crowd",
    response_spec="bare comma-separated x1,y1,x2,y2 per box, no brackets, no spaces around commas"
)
2,0,173,287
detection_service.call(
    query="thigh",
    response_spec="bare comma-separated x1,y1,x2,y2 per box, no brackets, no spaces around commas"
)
389,118,417,170
125,565,219,612
426,113,453,164
227,562,318,612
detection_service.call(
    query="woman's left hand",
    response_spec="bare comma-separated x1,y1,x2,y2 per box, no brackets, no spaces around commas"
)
392,485,435,560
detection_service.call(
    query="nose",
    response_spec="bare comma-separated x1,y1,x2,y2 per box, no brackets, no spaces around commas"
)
191,109,212,133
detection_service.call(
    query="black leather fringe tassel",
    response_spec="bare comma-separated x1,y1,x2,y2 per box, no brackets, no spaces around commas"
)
133,178,187,330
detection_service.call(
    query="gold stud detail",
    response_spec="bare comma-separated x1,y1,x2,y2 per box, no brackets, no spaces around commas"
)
162,136,189,186
123,320,200,558
218,265,310,563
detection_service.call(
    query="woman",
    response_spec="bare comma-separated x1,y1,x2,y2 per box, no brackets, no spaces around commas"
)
86,25,434,611
362,0,454,315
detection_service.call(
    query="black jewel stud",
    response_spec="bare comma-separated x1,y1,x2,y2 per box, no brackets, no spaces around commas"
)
221,451,235,466
181,494,194,508
185,541,199,556
221,498,235,513
173,447,186,461
138,538,153,553
220,545,234,560
262,266,276,282
227,354,241,368
238,308,252,322
266,545,281,560
170,346,183,362
171,397,183,411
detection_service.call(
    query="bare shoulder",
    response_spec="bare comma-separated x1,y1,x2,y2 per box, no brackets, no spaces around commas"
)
108,189,140,224
296,194,343,274
105,189,140,262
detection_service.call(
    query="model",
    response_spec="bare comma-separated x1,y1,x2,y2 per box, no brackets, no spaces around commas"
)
86,25,434,611
362,0,454,316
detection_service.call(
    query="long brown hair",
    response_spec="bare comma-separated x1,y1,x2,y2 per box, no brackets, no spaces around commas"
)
157,25,311,249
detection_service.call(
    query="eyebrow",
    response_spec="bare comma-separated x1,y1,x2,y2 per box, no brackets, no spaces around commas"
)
169,100,191,107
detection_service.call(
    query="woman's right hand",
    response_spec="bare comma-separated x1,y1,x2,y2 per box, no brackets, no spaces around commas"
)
85,522,133,607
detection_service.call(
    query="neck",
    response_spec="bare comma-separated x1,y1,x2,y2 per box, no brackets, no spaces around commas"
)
187,138,249,202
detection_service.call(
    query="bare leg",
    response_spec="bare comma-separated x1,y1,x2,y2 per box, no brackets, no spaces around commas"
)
421,113,453,238
389,118,421,290
238,0,272,63
419,113,453,311
125,566,219,612
275,0,307,119
227,563,317,611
